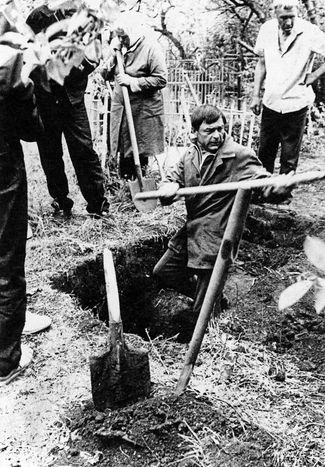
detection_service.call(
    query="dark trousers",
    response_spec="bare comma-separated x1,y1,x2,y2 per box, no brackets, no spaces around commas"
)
258,105,308,174
119,154,148,180
0,141,27,376
153,247,216,322
37,95,106,212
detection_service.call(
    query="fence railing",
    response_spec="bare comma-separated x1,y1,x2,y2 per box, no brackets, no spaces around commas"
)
166,56,257,111
87,55,258,171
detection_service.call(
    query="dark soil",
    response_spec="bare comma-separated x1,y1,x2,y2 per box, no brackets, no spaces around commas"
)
3,137,324,466
47,198,325,466
54,391,274,467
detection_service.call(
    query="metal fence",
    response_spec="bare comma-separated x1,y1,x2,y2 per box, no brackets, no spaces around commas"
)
87,54,258,170
166,55,257,111
164,56,258,152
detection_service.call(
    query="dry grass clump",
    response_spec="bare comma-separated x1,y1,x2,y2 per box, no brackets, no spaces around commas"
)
146,316,325,467
147,321,325,467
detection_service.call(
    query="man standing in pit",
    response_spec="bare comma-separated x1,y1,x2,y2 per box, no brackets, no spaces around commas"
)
251,0,325,201
153,105,289,342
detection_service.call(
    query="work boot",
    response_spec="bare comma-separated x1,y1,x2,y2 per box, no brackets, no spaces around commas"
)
51,197,74,216
22,311,52,335
0,345,33,386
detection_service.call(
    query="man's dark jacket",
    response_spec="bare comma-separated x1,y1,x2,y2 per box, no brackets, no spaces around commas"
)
164,137,269,269
26,5,97,105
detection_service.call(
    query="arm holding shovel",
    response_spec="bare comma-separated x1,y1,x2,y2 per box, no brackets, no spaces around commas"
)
104,12,167,189
158,182,181,206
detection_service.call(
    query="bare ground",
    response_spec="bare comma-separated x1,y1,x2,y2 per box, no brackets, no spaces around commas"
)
1,137,325,466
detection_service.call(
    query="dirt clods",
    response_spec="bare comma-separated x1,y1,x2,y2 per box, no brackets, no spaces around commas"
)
56,391,274,467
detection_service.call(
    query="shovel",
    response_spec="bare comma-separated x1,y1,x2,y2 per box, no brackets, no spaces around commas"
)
116,50,157,212
90,248,151,411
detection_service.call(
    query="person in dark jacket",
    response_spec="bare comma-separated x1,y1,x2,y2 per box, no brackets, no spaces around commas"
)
153,104,286,340
102,11,167,179
0,20,38,384
26,4,110,217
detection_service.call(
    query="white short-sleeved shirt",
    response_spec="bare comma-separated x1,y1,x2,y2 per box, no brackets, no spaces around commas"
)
254,18,325,113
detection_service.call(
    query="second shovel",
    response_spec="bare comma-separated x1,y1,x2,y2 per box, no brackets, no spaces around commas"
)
116,50,157,212
90,248,151,411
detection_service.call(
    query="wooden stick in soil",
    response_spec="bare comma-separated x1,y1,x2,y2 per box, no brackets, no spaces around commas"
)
175,188,252,395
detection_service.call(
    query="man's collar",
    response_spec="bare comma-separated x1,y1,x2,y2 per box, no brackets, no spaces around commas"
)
190,135,236,172
277,19,304,55
278,17,305,37
194,135,236,158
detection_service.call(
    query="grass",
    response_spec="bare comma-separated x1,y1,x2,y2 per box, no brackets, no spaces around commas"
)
149,321,325,466
9,132,325,466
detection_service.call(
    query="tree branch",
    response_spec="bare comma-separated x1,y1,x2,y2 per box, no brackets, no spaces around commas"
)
154,7,187,59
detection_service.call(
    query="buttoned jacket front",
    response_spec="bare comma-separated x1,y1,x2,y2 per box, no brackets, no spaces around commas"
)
165,136,269,269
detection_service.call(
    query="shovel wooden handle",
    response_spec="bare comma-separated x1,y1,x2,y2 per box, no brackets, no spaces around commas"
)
175,188,252,395
103,248,121,324
116,50,144,191
134,170,325,200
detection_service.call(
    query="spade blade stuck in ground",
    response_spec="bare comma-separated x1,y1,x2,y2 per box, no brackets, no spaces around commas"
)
90,249,151,411
129,177,158,213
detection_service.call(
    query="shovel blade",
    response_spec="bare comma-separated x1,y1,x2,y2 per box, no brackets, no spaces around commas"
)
90,345,151,411
129,178,158,212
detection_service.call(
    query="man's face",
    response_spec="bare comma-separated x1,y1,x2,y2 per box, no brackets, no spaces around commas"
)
115,28,130,49
276,6,297,36
195,117,226,152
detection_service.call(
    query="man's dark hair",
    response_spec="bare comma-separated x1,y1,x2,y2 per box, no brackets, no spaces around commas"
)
191,104,227,132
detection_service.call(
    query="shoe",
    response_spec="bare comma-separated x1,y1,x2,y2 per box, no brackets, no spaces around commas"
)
87,199,110,218
0,344,33,386
27,222,33,240
51,197,74,216
22,311,52,335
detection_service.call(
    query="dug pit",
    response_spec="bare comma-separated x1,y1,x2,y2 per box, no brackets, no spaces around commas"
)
52,205,325,368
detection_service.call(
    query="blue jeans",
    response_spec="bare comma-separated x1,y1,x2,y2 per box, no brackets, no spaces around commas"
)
258,105,308,174
0,139,27,376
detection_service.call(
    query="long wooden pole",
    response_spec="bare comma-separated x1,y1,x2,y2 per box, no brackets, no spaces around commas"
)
175,188,252,396
101,90,109,172
116,50,144,191
134,170,325,200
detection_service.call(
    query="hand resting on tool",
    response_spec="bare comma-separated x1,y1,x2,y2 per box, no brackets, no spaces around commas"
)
100,37,121,78
116,73,139,90
158,182,180,205
109,36,121,55
259,171,296,204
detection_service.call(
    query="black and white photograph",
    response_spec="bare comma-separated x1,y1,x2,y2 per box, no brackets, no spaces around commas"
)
1,0,325,465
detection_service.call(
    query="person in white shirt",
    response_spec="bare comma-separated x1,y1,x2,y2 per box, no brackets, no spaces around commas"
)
251,0,325,192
